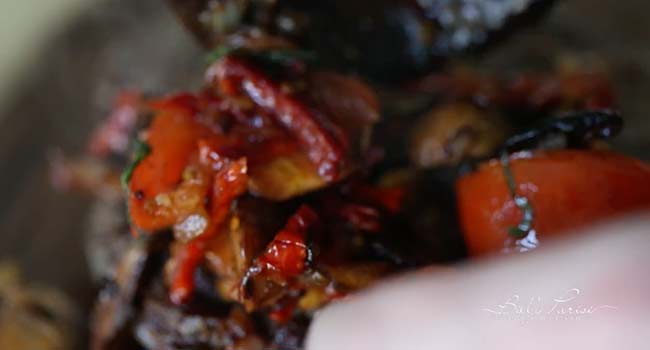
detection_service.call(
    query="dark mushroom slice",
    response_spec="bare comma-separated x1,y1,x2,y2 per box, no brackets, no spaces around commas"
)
409,102,508,168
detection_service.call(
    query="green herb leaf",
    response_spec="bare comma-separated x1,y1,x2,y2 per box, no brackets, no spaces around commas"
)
500,152,535,239
205,46,236,63
205,46,317,66
254,49,317,65
121,139,151,191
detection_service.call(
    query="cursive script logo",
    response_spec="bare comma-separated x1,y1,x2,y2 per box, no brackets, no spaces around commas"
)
482,288,617,323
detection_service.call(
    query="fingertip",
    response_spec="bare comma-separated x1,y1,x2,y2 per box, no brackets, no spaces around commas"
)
305,298,375,350
305,214,650,350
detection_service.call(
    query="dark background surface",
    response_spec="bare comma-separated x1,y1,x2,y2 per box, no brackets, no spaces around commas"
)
0,0,647,345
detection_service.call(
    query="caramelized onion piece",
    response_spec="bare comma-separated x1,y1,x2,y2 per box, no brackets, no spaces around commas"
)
248,151,325,201
410,103,507,168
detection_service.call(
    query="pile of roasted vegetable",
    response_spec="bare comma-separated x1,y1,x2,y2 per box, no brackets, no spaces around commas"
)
51,1,650,349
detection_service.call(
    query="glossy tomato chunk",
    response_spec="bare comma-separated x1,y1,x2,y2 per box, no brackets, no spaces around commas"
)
456,150,650,256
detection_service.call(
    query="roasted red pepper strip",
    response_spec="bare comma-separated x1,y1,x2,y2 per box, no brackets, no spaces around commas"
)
128,96,215,231
456,150,650,256
169,158,249,304
169,240,205,305
198,140,249,239
257,205,318,278
207,56,347,181
206,157,249,238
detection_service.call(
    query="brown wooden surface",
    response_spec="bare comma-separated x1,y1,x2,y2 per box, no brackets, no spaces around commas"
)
0,0,648,347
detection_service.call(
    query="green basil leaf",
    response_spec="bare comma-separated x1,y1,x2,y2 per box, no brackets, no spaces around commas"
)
206,46,317,66
121,139,151,191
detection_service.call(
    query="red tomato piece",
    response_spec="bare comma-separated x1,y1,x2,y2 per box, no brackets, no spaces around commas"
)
128,102,216,231
456,150,650,256
258,205,318,278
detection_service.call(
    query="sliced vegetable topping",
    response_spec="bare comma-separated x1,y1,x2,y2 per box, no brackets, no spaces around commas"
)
127,106,215,231
206,157,249,238
256,205,317,278
240,205,318,309
457,150,650,256
116,53,384,306
207,55,348,180
169,240,205,305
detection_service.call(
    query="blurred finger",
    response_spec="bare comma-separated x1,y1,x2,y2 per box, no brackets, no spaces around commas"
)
307,214,650,350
